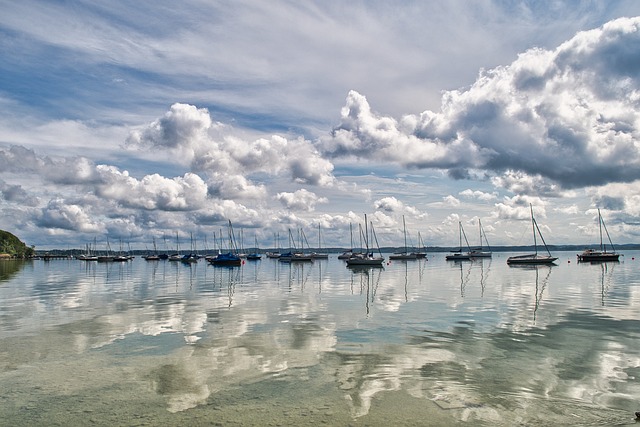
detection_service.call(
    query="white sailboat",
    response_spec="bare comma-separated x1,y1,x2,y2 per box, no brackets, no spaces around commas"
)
346,215,385,266
469,219,492,258
410,231,427,259
577,209,620,262
389,216,417,260
266,232,281,258
507,204,557,265
310,224,329,259
338,223,360,260
446,221,473,261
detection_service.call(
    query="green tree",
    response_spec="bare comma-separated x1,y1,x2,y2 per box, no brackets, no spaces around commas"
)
0,230,34,258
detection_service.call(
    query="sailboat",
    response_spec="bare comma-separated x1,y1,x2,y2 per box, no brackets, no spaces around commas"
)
181,232,199,263
97,238,115,262
246,235,262,260
389,216,418,260
310,224,329,259
410,231,427,259
266,232,281,258
208,220,242,266
507,204,558,265
168,232,182,261
446,221,473,261
577,209,620,262
143,237,160,261
279,229,313,262
346,215,385,266
469,219,492,258
338,223,359,260
77,237,98,261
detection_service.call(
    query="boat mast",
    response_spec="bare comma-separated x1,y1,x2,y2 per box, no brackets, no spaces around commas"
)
530,204,552,257
402,215,408,254
530,204,538,256
599,209,617,253
598,208,604,252
364,214,370,253
370,219,383,257
461,223,472,252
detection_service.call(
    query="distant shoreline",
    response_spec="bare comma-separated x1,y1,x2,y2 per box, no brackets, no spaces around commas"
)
32,244,640,257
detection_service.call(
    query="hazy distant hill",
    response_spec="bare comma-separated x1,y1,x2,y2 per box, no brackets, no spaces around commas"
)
0,230,34,258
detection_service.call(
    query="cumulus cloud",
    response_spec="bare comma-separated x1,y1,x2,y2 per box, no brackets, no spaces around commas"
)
373,196,426,219
0,145,100,185
127,104,336,188
495,195,548,221
374,196,404,212
95,167,209,211
207,173,266,201
459,189,497,201
37,198,102,233
322,17,640,192
0,179,38,206
443,195,461,206
276,189,328,211
127,103,212,153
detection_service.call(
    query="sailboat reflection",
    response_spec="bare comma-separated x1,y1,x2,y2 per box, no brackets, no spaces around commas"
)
599,262,616,305
211,265,242,307
532,265,552,321
348,266,383,316
286,261,313,291
478,257,491,297
455,260,473,297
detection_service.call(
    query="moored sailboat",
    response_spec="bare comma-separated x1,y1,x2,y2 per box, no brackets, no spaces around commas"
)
577,209,620,262
446,221,473,261
208,220,242,266
389,216,417,260
338,223,360,260
310,224,329,259
469,219,492,258
279,229,313,262
346,216,385,267
246,235,262,260
265,233,281,258
507,204,557,265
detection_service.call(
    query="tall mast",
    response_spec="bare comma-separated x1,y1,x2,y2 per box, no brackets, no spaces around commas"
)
530,204,537,255
598,208,604,251
402,215,408,253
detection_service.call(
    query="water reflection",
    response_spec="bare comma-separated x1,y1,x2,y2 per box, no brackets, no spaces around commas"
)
348,265,383,316
0,259,29,281
0,253,639,425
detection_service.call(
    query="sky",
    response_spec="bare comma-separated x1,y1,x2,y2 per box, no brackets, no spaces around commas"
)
2,0,640,251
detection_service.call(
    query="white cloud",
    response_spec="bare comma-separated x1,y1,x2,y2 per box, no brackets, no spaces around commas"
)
322,17,640,192
374,197,405,212
443,195,461,206
495,195,547,221
127,104,336,188
37,199,103,233
459,189,498,201
276,189,328,212
95,167,209,211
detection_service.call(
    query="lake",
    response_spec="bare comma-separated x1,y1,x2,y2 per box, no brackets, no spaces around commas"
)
1,251,640,426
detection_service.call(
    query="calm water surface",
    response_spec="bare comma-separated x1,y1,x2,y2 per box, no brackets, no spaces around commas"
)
1,252,640,426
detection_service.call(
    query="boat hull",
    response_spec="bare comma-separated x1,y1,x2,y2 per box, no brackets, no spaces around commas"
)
446,253,472,261
577,251,619,262
346,256,385,266
389,253,418,260
507,254,557,265
208,252,242,266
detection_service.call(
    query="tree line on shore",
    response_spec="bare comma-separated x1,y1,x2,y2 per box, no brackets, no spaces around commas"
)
0,230,35,259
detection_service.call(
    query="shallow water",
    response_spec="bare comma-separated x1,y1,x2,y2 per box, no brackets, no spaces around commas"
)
1,252,640,426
